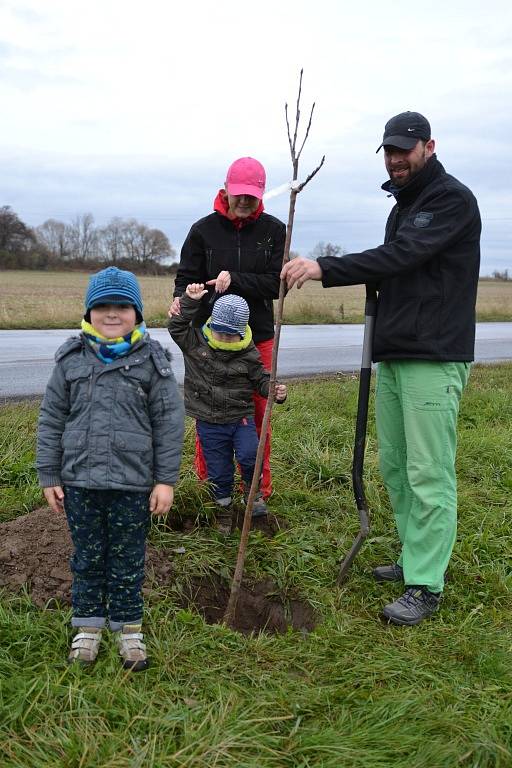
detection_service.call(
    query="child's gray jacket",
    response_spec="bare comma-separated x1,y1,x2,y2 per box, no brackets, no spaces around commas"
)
36,334,184,492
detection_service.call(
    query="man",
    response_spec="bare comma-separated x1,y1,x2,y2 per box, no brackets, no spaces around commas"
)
281,111,481,626
170,157,286,500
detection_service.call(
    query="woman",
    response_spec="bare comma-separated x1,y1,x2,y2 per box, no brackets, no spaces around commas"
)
170,157,286,499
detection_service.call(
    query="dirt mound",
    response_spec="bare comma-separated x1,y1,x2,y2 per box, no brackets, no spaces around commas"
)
0,507,315,635
0,507,74,606
0,507,178,608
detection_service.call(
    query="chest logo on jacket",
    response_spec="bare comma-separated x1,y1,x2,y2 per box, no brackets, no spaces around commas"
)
413,211,434,228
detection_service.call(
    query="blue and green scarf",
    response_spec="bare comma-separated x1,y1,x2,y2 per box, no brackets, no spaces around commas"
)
81,319,147,363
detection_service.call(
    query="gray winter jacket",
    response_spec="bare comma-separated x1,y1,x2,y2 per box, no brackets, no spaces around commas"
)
36,334,185,492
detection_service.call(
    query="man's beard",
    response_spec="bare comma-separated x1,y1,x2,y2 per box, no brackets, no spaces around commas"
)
388,152,428,187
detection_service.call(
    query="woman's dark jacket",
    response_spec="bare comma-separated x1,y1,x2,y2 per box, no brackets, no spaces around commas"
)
168,295,271,424
318,156,481,361
173,209,286,344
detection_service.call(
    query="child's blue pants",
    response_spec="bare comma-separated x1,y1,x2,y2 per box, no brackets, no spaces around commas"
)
64,487,150,630
196,417,259,500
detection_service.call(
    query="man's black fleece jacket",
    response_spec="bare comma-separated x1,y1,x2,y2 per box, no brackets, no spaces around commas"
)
318,156,481,362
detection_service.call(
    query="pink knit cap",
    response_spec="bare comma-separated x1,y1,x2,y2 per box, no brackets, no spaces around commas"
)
225,157,266,199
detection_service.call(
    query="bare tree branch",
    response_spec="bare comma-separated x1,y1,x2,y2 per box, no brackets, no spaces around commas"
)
297,102,316,161
291,68,303,154
285,103,294,156
297,155,326,191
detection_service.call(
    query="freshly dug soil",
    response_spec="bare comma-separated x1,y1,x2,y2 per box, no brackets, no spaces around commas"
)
0,507,177,608
180,575,316,635
0,508,315,635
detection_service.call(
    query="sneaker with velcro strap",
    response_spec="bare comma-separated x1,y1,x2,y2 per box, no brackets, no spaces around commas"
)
67,627,102,666
382,586,441,626
116,624,149,671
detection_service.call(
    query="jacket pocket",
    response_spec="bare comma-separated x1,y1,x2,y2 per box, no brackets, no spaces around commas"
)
378,297,420,343
65,365,93,400
208,247,238,276
115,369,151,422
416,297,441,341
61,429,88,481
239,246,267,274
109,430,153,486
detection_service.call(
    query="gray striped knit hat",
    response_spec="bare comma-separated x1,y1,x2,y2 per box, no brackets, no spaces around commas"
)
211,294,250,338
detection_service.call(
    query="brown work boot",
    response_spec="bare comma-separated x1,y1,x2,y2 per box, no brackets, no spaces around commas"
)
215,497,233,535
67,627,102,666
116,624,149,672
243,491,268,518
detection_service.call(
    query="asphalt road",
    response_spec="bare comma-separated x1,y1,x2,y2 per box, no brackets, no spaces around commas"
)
1,323,511,398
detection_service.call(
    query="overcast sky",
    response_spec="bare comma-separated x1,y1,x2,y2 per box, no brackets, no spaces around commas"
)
1,0,511,273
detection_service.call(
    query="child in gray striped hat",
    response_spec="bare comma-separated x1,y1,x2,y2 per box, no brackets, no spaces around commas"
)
169,285,287,534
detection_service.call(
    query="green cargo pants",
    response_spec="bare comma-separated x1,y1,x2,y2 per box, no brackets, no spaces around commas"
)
375,360,470,593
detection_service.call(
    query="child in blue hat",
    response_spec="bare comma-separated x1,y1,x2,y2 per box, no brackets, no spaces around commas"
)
37,267,185,670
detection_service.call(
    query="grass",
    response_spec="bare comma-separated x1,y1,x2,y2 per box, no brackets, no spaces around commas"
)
1,365,512,766
1,271,511,328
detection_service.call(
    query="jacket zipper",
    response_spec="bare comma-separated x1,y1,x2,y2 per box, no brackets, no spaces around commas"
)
237,230,241,272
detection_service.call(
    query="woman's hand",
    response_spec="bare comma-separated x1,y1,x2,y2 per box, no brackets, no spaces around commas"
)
206,270,231,294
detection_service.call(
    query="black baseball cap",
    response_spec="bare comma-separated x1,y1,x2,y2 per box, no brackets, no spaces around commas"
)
376,111,431,152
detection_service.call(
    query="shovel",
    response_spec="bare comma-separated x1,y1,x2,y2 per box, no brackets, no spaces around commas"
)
337,282,377,583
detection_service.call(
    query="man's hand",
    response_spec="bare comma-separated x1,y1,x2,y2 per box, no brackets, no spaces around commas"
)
281,258,322,289
44,486,64,514
168,297,181,317
274,383,287,402
185,283,208,301
149,484,174,516
206,270,231,294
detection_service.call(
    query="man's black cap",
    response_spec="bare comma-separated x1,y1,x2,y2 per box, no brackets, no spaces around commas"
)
376,111,431,153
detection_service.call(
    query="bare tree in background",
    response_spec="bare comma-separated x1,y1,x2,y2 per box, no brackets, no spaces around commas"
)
309,241,346,260
120,218,139,262
36,219,72,260
0,206,35,251
134,224,175,266
68,213,98,260
32,212,176,270
98,217,125,264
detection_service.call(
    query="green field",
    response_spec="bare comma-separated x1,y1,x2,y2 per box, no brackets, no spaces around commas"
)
1,366,512,766
1,271,511,328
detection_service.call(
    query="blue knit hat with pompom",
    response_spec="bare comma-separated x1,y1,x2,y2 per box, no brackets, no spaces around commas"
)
84,267,143,321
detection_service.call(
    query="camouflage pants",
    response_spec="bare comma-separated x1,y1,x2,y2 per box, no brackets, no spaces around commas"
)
64,487,150,629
